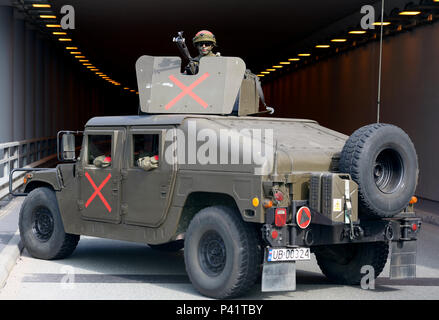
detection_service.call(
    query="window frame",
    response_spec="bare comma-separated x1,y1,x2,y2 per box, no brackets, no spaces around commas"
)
83,130,115,169
128,129,164,170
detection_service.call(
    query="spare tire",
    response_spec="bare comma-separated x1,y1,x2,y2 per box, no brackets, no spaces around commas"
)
339,123,418,218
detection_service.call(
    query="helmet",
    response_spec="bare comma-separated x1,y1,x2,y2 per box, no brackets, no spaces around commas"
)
192,30,216,46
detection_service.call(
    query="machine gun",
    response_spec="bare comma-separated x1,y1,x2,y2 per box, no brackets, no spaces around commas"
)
173,31,199,74
173,31,193,62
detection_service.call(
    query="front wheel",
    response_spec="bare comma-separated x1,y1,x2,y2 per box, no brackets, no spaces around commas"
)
314,241,389,285
19,187,80,260
184,206,261,299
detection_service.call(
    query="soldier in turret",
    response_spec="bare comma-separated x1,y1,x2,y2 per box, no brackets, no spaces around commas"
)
185,30,220,75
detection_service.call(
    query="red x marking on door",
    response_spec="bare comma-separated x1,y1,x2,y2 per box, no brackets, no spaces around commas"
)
85,172,112,213
165,72,210,110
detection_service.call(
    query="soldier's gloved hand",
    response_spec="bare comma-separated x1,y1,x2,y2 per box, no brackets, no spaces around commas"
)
93,155,111,168
150,156,159,169
137,155,159,171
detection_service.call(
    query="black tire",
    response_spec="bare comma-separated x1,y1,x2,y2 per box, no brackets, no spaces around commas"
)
314,241,389,285
148,240,184,252
339,123,418,218
19,187,80,260
184,206,261,299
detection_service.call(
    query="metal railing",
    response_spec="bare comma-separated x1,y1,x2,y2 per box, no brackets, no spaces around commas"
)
0,137,58,199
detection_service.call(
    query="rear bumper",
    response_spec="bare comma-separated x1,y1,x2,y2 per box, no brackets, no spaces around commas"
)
261,210,421,248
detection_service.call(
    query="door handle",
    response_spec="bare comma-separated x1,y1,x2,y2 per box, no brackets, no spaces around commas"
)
160,185,167,198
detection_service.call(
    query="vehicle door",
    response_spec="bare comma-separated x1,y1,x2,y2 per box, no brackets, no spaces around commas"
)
77,128,124,223
121,128,176,227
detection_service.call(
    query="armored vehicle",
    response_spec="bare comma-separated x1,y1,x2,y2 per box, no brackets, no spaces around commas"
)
10,54,421,299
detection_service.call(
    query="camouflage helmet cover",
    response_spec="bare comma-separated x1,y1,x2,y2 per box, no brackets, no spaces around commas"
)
193,30,217,46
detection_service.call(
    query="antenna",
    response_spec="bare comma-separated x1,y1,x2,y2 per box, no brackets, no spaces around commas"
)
377,0,385,123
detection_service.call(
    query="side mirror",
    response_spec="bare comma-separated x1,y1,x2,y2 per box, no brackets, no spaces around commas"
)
57,130,83,162
62,133,76,161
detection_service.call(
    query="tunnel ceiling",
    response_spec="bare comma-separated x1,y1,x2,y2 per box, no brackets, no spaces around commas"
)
46,0,374,88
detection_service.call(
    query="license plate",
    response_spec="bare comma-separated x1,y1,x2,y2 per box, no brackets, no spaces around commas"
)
267,247,311,262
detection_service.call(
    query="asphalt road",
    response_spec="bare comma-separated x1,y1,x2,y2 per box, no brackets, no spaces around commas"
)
1,200,438,300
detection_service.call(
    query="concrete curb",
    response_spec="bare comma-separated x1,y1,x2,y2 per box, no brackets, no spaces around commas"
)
0,230,22,288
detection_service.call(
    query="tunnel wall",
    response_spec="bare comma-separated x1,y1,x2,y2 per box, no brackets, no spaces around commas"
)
0,5,139,145
263,22,439,202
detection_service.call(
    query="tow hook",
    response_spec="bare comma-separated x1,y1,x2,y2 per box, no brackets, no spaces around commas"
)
341,225,364,241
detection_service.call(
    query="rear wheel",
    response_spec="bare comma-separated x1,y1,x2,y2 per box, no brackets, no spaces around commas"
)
184,206,261,299
19,187,79,260
314,241,389,285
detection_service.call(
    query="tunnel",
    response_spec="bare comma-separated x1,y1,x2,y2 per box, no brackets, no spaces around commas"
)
0,0,438,205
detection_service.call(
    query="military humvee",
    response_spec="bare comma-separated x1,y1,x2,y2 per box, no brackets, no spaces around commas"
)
10,55,421,299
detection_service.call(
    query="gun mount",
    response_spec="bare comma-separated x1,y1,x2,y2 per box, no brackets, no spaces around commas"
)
135,55,270,116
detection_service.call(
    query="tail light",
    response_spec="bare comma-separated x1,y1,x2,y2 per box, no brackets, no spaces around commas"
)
275,208,287,227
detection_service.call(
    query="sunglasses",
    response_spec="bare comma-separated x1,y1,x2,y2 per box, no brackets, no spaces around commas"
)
198,42,213,47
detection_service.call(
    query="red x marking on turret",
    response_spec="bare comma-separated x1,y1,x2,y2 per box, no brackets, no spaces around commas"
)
85,172,112,212
165,72,210,110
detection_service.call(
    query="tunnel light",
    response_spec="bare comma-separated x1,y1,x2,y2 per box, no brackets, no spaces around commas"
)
53,32,67,35
70,52,81,55
136,92,139,94
279,62,291,65
373,22,391,26
83,63,92,66
96,72,103,75
261,71,270,74
58,38,72,42
75,56,86,58
272,65,283,68
66,47,78,50
91,69,99,71
331,39,347,42
40,15,57,19
266,69,276,71
315,45,330,48
32,4,51,8
130,90,135,92
79,60,89,62
399,11,421,15
87,66,96,69
123,87,129,90
298,53,311,56
46,24,61,28
349,30,367,34
288,58,300,61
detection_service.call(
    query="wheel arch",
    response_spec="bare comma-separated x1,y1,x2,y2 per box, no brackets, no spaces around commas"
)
176,191,241,235
24,181,56,194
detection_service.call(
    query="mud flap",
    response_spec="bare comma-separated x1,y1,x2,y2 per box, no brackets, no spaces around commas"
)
261,262,296,292
390,240,417,279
